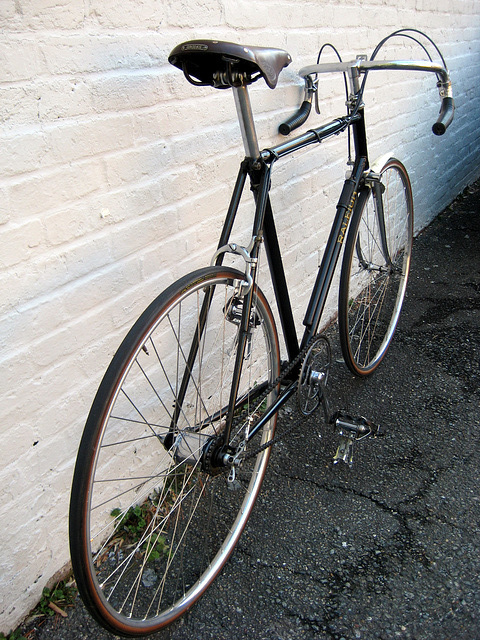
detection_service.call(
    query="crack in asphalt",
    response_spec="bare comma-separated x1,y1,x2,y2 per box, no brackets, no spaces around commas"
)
411,296,480,329
274,460,476,540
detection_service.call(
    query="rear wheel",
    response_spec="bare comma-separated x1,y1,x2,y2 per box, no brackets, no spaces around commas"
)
69,266,280,636
338,158,413,375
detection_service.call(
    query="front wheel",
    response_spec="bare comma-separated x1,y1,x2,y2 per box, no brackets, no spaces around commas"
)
69,266,280,636
338,158,413,376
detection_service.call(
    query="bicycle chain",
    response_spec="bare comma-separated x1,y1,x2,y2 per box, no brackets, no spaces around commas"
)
243,407,309,460
201,341,313,480
233,341,313,461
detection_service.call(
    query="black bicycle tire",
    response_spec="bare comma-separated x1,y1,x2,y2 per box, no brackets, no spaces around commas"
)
69,266,280,636
338,158,413,376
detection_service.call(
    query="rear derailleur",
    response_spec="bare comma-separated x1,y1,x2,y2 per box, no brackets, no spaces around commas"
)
201,434,246,490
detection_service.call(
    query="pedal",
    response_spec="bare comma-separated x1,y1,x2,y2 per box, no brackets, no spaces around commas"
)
333,435,355,467
330,412,382,467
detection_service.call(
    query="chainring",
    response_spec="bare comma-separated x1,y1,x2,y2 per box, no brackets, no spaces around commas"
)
297,334,332,416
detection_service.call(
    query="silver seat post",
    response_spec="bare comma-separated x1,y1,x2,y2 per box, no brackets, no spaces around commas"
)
232,84,260,159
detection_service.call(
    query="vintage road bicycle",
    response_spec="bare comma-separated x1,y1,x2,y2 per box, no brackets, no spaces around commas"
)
69,29,454,636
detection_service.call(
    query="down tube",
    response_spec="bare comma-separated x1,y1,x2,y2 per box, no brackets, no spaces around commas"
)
301,157,366,349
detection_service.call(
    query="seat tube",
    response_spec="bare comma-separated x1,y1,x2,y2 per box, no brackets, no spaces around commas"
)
233,85,260,159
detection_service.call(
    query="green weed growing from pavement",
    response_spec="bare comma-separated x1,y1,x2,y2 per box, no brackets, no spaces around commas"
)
0,630,28,640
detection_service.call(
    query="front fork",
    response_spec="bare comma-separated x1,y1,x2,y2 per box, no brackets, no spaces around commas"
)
364,173,390,266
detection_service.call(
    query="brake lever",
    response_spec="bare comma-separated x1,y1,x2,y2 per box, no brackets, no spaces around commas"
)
305,75,320,115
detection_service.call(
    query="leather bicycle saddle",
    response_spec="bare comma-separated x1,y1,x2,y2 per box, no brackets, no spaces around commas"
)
169,40,292,89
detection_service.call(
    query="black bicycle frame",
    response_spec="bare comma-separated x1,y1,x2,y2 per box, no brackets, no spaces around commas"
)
214,108,370,445
171,106,371,448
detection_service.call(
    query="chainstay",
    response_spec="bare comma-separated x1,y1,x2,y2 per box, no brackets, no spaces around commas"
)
236,341,313,460
244,409,308,460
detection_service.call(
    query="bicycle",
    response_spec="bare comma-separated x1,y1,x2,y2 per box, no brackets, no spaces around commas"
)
69,29,454,636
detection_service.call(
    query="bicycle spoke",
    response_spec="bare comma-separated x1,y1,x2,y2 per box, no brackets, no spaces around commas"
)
70,268,279,634
339,159,413,375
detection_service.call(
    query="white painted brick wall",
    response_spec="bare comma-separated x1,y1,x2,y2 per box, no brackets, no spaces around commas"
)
1,0,479,631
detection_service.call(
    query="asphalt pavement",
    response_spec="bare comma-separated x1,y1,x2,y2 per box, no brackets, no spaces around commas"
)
22,180,480,640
